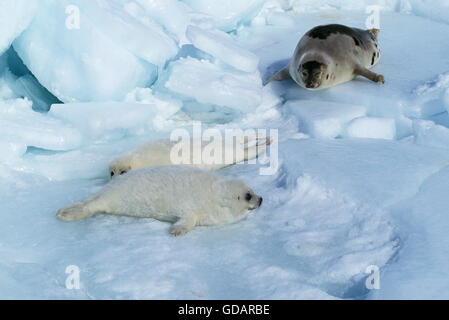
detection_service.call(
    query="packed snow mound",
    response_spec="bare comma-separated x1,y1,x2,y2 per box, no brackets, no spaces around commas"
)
130,0,193,45
76,0,179,67
0,0,37,55
371,165,449,299
414,72,449,96
186,25,260,73
281,139,449,207
413,120,449,149
404,71,449,121
49,98,181,142
0,98,82,153
13,0,158,102
286,100,366,139
262,172,397,297
164,57,263,112
345,117,396,140
18,139,148,181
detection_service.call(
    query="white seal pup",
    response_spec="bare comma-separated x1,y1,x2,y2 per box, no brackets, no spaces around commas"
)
109,136,271,179
56,166,263,236
266,24,384,89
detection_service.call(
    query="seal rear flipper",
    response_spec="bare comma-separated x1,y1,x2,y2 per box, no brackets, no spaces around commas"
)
244,136,271,162
56,203,93,221
56,197,100,222
265,66,290,84
368,28,380,40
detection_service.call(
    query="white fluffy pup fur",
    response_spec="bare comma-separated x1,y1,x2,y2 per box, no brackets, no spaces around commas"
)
109,137,271,179
57,166,263,236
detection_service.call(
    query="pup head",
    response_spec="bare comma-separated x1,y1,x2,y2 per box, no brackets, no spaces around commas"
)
299,60,328,89
109,158,132,179
219,179,263,217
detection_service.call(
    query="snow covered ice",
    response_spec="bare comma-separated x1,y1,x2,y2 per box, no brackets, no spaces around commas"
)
49,99,181,142
2,0,449,300
286,100,367,139
186,25,260,73
345,117,396,140
164,57,263,112
0,0,37,55
182,0,267,32
13,0,159,102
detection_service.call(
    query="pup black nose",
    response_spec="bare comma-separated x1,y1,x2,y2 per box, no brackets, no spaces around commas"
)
258,197,263,206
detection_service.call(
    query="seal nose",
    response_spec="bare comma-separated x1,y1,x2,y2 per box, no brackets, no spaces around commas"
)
258,197,263,207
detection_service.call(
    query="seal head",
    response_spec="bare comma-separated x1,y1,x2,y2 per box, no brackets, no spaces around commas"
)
299,61,327,89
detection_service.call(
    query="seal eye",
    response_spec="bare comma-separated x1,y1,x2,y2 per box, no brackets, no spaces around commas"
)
245,193,252,201
110,171,115,178
119,170,127,175
302,71,308,77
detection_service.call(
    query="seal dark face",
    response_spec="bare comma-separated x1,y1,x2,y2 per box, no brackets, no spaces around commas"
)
299,61,327,89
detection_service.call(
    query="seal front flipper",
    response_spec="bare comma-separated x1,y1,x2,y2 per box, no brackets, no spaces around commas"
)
354,66,385,84
169,215,198,237
265,66,290,84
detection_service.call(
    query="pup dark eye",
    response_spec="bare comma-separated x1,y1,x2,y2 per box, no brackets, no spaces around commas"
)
302,72,308,77
119,170,127,175
245,193,252,201
110,171,115,177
